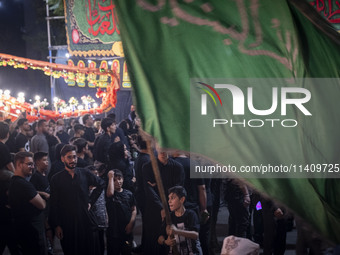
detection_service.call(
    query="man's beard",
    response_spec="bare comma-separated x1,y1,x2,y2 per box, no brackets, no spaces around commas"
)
65,162,76,170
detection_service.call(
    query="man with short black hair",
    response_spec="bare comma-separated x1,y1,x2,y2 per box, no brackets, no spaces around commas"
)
73,123,85,138
0,121,15,172
15,118,31,152
93,118,116,164
73,138,91,167
8,151,47,255
49,144,105,255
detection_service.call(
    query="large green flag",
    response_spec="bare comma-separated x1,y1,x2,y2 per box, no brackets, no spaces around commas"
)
114,0,340,243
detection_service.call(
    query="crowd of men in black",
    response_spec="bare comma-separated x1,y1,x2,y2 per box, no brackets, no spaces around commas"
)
0,110,327,255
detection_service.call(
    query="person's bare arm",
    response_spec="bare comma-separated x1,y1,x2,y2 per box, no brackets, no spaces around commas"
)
29,194,46,210
106,170,115,197
37,191,50,200
55,226,63,240
9,115,22,133
125,205,137,234
167,224,199,240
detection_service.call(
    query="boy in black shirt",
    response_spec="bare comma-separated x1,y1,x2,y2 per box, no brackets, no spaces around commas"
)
106,169,137,255
159,186,203,255
30,152,50,193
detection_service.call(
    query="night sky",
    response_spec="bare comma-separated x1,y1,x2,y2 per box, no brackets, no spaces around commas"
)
0,0,51,103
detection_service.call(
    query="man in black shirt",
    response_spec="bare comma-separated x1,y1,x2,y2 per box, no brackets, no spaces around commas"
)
132,136,150,253
55,119,70,145
93,118,116,164
142,146,185,254
30,151,53,254
15,118,31,152
82,114,96,150
49,145,105,255
73,138,91,167
8,151,47,255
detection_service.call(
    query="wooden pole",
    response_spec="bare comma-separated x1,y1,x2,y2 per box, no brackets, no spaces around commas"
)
146,139,179,255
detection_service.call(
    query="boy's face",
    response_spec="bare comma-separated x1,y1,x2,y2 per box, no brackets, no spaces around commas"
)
114,176,123,191
36,156,49,172
168,192,184,212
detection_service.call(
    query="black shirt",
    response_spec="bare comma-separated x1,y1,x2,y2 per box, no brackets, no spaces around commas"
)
161,209,202,255
15,132,30,152
0,170,13,226
5,131,17,153
0,141,11,170
134,152,150,204
114,127,129,149
93,133,112,163
84,127,96,143
56,131,70,144
8,175,46,254
8,176,42,223
143,158,185,211
106,189,136,237
174,157,204,210
30,171,49,192
77,157,90,168
48,160,65,183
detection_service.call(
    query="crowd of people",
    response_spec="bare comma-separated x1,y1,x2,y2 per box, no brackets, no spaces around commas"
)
0,109,329,255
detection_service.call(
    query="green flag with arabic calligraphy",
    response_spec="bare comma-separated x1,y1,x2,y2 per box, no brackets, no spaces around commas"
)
64,0,123,57
114,0,340,243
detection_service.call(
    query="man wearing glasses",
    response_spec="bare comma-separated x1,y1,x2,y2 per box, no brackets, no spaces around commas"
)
8,151,47,255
